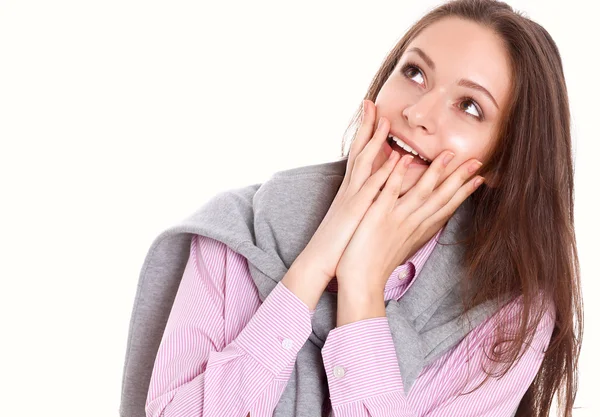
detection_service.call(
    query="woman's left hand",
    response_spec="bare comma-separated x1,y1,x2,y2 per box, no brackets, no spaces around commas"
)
335,149,485,297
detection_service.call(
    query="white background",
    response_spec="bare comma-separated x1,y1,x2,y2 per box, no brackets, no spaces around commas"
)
1,1,597,416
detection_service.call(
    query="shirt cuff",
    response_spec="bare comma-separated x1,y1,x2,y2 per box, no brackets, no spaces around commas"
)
235,281,313,377
321,316,404,406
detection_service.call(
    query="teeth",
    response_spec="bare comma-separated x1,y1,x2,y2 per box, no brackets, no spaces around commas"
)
388,135,431,163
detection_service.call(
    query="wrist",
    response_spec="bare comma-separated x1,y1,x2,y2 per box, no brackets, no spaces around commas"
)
288,255,332,288
281,260,332,312
336,284,386,327
337,281,384,302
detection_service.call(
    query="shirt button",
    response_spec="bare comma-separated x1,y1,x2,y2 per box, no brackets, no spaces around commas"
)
281,338,293,350
399,270,408,279
333,365,346,378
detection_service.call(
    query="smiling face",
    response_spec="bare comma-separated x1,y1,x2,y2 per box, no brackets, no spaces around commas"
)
373,16,512,196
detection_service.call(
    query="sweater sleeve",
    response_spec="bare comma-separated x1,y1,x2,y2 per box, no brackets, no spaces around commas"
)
145,235,314,417
320,298,555,417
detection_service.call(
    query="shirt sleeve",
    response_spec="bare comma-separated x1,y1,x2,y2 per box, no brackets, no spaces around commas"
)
321,317,412,416
320,299,555,417
145,235,315,417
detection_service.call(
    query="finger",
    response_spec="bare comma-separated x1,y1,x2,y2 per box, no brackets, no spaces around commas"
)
346,116,391,195
373,154,414,211
358,116,390,164
393,149,455,219
358,149,401,201
414,175,485,236
346,100,376,177
401,158,483,227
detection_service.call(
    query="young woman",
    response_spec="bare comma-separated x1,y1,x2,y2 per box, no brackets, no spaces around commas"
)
140,0,582,416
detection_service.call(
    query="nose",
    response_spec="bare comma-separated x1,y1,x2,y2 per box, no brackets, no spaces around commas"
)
402,89,443,134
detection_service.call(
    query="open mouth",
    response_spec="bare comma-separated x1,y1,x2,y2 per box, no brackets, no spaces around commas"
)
386,136,431,166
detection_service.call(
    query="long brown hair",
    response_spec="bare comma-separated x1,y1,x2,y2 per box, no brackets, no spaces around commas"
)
339,1,583,416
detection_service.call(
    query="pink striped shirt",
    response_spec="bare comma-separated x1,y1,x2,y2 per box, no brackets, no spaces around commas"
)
145,232,555,417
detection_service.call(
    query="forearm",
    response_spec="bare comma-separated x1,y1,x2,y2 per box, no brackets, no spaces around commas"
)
336,284,386,327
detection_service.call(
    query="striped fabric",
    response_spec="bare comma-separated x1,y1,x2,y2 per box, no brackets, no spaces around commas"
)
145,233,555,417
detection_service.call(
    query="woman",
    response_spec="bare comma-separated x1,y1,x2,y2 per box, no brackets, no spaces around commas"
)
136,0,582,416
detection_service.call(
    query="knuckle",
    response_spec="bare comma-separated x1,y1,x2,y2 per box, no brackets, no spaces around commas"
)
373,168,389,186
414,221,428,237
356,125,370,140
362,172,378,190
389,167,402,186
416,188,429,201
389,181,402,196
435,205,451,220
435,159,447,174
403,216,418,231
463,165,474,179
355,152,367,166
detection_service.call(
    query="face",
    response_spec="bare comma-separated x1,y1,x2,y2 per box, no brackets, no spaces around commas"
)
373,16,511,196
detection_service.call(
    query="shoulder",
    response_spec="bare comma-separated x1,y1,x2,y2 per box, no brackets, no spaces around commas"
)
465,292,556,354
191,234,254,290
499,292,556,332
192,234,249,268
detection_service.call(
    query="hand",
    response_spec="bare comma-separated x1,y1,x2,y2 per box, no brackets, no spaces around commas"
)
292,100,409,282
334,146,485,296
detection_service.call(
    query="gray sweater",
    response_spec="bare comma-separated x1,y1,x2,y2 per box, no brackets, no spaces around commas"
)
119,157,514,417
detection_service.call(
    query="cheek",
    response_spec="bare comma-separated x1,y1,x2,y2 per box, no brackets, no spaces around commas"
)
444,131,490,163
376,80,412,108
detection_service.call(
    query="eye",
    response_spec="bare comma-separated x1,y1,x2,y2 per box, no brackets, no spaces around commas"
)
400,61,425,86
458,96,485,121
400,61,486,122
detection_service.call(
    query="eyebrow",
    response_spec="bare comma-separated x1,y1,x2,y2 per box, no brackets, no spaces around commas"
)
406,47,499,110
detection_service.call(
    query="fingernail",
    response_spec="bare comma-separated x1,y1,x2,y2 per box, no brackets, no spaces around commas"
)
378,117,384,129
474,177,485,189
443,151,455,166
362,100,368,118
469,161,483,173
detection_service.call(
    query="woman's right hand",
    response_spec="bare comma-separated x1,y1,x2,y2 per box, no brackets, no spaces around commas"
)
292,100,414,282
